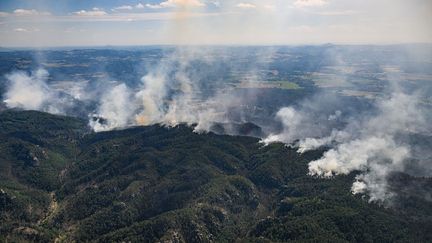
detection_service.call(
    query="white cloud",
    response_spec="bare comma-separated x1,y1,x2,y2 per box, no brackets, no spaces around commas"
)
13,9,51,16
145,4,163,9
73,8,107,16
1,0,431,46
112,5,133,11
14,28,28,32
147,0,205,9
136,3,145,9
13,27,40,32
236,3,257,9
294,0,328,8
111,3,148,12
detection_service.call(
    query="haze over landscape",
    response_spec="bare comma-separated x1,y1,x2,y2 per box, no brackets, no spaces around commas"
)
1,0,432,46
0,0,432,242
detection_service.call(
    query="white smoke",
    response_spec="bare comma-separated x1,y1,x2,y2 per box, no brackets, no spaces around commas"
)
4,69,51,110
2,49,430,203
135,72,169,125
89,47,265,133
297,129,350,153
131,48,207,127
264,90,430,202
262,99,346,146
90,84,137,132
2,69,72,114
1,48,257,134
84,48,207,131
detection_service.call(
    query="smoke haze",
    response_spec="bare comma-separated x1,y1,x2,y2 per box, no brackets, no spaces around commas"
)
1,45,432,204
3,68,79,114
4,44,432,204
262,79,432,202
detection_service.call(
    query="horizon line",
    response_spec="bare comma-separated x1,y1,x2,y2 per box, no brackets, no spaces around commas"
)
1,42,432,50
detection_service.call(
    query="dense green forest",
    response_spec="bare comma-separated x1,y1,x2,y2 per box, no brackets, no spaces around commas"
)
0,110,431,242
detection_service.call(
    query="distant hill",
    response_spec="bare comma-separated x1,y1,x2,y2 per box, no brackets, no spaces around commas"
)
0,110,431,242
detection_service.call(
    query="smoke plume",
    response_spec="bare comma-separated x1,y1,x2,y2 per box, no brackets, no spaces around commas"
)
89,47,268,133
90,83,137,132
2,47,431,204
264,87,431,202
3,69,69,114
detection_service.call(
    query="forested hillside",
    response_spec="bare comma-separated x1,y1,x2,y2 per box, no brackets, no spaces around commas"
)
1,110,431,242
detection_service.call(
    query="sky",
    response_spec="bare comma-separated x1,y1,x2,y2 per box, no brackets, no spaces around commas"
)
0,0,431,47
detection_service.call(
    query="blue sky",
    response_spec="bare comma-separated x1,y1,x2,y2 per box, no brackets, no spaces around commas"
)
0,0,431,47
0,0,196,14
